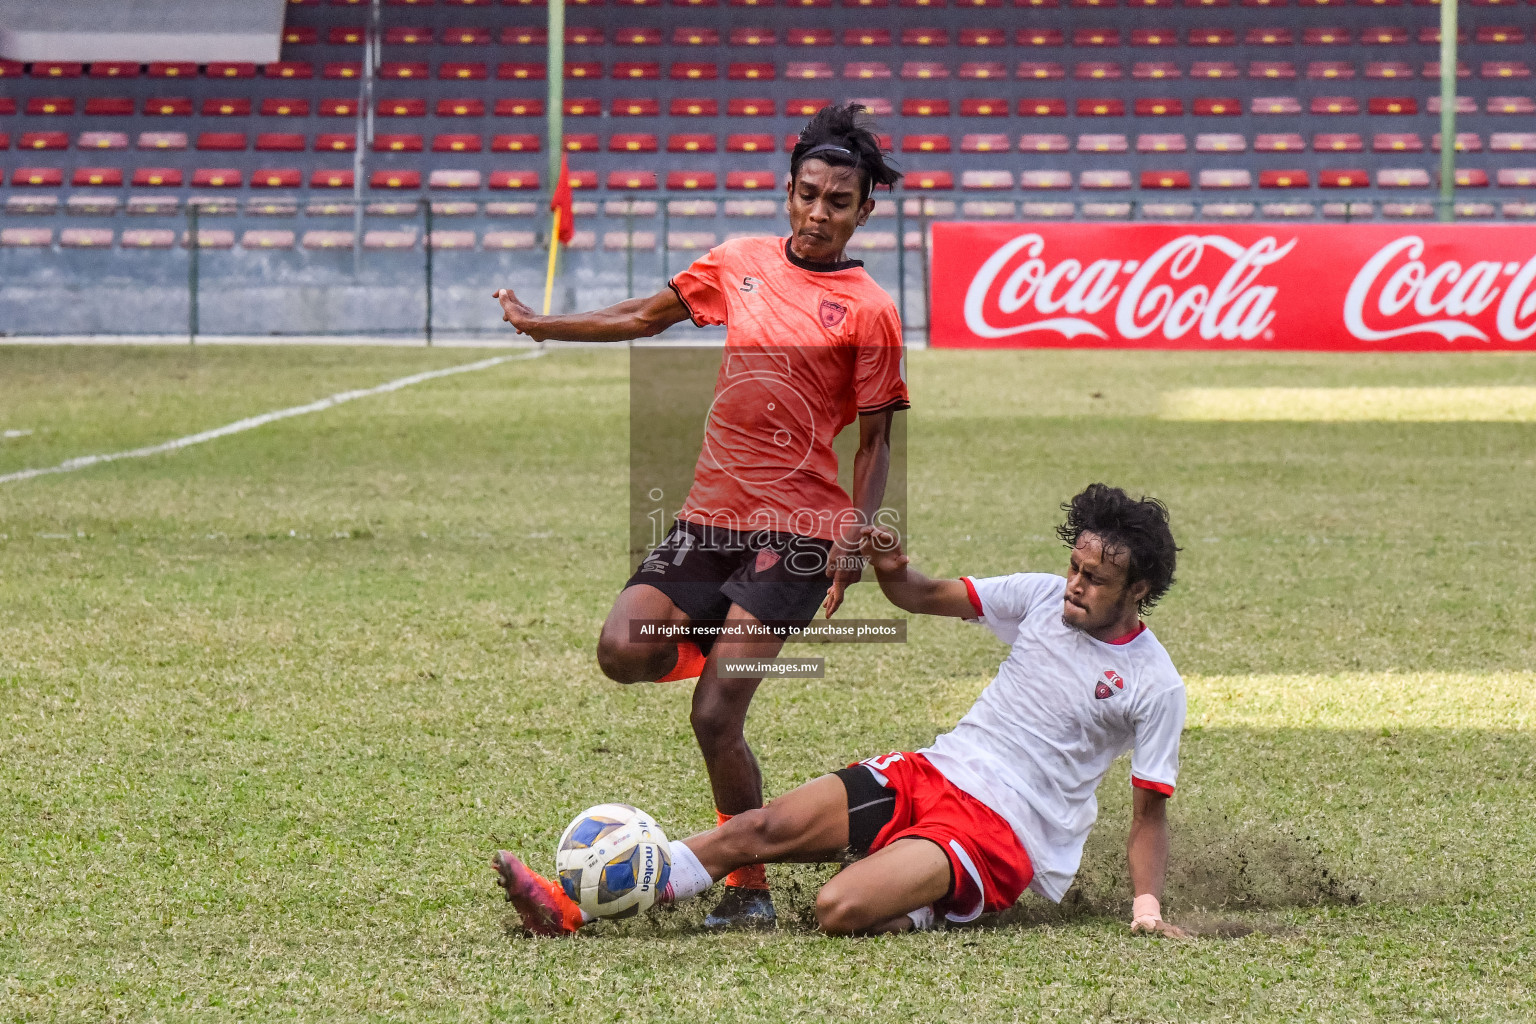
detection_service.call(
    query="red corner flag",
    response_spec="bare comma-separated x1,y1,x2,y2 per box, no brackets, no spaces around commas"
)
550,153,575,244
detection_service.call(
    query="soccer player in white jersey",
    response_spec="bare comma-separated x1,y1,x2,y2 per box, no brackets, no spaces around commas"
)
493,484,1190,937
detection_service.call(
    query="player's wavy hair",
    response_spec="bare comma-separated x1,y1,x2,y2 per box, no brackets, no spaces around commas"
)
789,103,903,204
1057,484,1180,613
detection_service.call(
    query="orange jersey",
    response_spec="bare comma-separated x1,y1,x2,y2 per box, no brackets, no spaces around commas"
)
668,235,910,542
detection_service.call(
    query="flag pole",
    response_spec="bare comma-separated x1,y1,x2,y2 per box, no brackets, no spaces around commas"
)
543,206,562,315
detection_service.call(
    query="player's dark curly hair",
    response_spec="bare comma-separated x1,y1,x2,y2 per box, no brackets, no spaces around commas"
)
1057,484,1180,613
789,103,903,203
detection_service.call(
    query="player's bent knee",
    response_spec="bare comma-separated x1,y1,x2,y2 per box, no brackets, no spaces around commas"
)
813,883,870,936
595,635,654,685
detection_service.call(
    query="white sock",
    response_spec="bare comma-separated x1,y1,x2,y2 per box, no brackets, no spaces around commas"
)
906,905,936,932
663,840,714,904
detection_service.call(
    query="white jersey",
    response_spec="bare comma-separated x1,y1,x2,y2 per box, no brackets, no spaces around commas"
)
918,572,1186,903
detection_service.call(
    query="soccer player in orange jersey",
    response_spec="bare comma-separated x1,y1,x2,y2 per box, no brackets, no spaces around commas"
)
492,105,908,927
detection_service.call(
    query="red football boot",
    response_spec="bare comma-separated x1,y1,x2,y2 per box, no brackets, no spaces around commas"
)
492,850,587,937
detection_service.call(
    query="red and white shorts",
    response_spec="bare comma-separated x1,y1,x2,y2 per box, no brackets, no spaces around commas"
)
844,751,1034,922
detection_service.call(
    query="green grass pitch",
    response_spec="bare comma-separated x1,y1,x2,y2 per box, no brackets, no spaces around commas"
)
2,344,1534,1022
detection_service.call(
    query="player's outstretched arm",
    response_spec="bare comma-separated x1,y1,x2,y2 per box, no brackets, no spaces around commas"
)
492,285,691,343
1127,788,1191,938
857,526,978,619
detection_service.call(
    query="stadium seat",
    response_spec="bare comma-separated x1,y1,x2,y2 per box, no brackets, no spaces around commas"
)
787,62,835,80
263,98,312,116
1378,169,1431,188
1476,25,1526,44
363,229,417,250
32,62,83,79
959,99,1007,117
284,25,318,44
1191,62,1240,80
498,63,546,81
901,62,948,80
1433,133,1484,152
1497,169,1536,187
1077,98,1126,116
489,170,541,189
962,133,1011,153
385,26,433,44
1489,97,1536,115
1369,97,1418,115
1255,133,1306,152
1312,96,1360,115
673,98,721,116
371,170,423,189
959,62,1007,81
89,62,140,79
1074,29,1120,47
439,99,487,117
727,133,776,152
1373,133,1424,153
1365,62,1414,81
726,171,777,190
903,98,950,116
1018,29,1064,46
1020,170,1072,189
667,170,718,189
430,170,482,189
671,62,719,81
329,25,365,44
325,63,364,80
1199,169,1252,189
266,62,314,80
611,97,660,116
1259,169,1309,188
192,168,242,187
138,131,188,151
1142,170,1192,189
609,133,658,153
60,228,115,249
1,228,54,247
1076,62,1122,82
729,63,775,81
1491,133,1536,152
1482,62,1531,80
727,98,775,116
1427,96,1477,114
18,132,69,151
671,27,719,45
1252,97,1302,114
902,27,949,46
257,133,306,152
902,134,951,153
1078,133,1128,152
1019,133,1070,152
26,96,75,115
1139,133,1187,153
1134,62,1181,81
1017,62,1066,80
78,131,128,151
563,133,600,152
1314,133,1364,152
1455,168,1490,188
72,167,123,187
121,229,176,249
1304,27,1350,45
788,28,835,45
311,169,356,188
132,167,182,187
1132,28,1180,46
491,133,540,152
1250,62,1297,81
608,170,659,190
668,133,717,152
434,133,483,152
1246,27,1293,45
374,134,424,152
315,133,358,152
786,98,830,115
1189,28,1236,45
1194,97,1242,116
203,98,252,116
843,29,891,46
379,99,428,116
560,98,598,116
252,168,303,188
905,170,954,189
1318,169,1368,189
440,62,489,81
961,170,1015,189
1135,98,1183,116
849,97,893,116
845,62,892,80
1080,170,1132,189
145,97,194,116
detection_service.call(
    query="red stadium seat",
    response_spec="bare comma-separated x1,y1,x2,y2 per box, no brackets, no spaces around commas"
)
0,60,23,77
1131,28,1179,46
613,97,662,116
1194,96,1242,116
379,98,428,116
385,26,433,44
901,28,949,46
145,97,193,116
1074,29,1120,46
962,133,1011,152
905,170,954,189
495,98,545,115
563,133,601,151
1255,132,1306,151
960,28,1007,46
673,27,720,45
140,61,195,79
1304,27,1351,45
1313,133,1364,152
1245,27,1293,45
499,62,547,82
612,27,662,45
1361,26,1408,44
1189,28,1236,45
728,97,776,116
902,98,951,116
1191,61,1240,80
31,62,83,79
667,171,718,189
1250,62,1297,80
1369,96,1418,115
315,133,357,152
72,167,123,187
266,62,314,80
85,97,134,116
1133,62,1181,80
672,97,720,116
329,25,365,44
380,62,429,80
197,132,248,151
1017,28,1064,46
1259,169,1309,188
373,133,424,152
558,97,596,116
311,169,356,188
611,62,658,80
444,26,492,44
566,26,603,44
727,171,778,190
785,98,830,115
1364,61,1414,80
959,62,1008,80
671,62,719,81
729,63,776,81
845,62,892,80
284,25,318,44
257,133,307,151
843,29,891,45
192,168,243,187
0,98,12,116
902,134,952,153
502,26,548,44
608,170,659,190
440,62,489,80
1312,95,1360,115
1308,61,1356,81
89,61,140,79
609,133,658,152
1319,169,1369,189
1136,97,1183,115
371,170,423,189
1077,98,1126,116
668,133,717,152
1454,169,1489,188
1076,62,1122,81
439,98,486,117
727,133,776,152
324,62,363,80
787,28,835,45
433,133,483,152
1020,97,1068,116
901,61,948,80
490,170,541,190
492,133,541,152
26,96,74,115
203,98,252,116
960,98,1008,116
252,168,304,188
132,167,183,187
208,62,257,79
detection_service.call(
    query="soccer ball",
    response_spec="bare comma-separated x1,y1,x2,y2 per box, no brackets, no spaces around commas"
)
555,803,671,919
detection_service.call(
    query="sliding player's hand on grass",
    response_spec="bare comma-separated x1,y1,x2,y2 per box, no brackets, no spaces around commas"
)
493,287,547,342
1131,916,1193,939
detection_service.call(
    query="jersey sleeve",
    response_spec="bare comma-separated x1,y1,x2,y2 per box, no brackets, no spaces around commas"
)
962,572,1063,646
1129,683,1186,796
668,245,730,327
854,305,911,415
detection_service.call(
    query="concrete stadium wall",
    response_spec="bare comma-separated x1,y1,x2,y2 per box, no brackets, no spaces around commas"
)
0,0,282,63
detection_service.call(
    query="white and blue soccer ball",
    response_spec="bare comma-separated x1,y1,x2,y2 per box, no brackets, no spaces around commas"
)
555,803,671,919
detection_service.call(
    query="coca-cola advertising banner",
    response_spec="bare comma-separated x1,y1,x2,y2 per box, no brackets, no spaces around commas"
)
929,223,1536,351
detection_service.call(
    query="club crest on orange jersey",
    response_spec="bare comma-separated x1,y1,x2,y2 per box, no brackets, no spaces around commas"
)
819,299,848,328
1095,670,1125,699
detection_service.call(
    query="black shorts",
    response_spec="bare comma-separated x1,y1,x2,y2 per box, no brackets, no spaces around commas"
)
626,519,833,653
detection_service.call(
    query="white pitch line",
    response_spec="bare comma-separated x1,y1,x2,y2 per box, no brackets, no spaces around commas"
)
0,348,546,486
